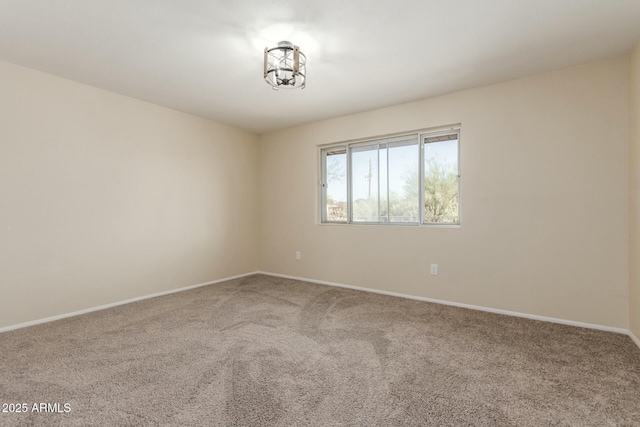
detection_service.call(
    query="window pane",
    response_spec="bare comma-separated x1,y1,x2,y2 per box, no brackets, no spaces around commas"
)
423,136,459,223
388,140,419,223
325,149,347,222
351,144,379,222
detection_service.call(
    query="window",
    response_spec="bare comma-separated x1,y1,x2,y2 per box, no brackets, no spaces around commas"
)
321,126,460,225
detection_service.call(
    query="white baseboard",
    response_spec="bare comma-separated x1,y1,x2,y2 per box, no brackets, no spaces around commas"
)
630,330,640,350
257,271,629,335
3,270,635,345
0,271,259,334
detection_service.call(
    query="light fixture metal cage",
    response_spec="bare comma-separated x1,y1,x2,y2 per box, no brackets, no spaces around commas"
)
263,41,306,90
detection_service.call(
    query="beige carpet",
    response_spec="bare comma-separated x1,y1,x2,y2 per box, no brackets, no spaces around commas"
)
0,274,639,426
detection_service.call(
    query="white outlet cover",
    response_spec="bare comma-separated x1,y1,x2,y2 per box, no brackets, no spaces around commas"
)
430,264,438,275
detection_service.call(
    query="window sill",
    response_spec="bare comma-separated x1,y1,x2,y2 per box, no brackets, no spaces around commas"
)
317,222,461,229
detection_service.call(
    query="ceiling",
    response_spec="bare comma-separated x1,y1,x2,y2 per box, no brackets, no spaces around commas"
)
1,0,640,134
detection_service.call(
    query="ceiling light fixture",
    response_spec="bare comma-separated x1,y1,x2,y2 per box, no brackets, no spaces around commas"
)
263,41,306,90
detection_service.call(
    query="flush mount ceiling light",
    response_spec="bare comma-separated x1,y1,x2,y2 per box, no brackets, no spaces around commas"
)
263,41,306,90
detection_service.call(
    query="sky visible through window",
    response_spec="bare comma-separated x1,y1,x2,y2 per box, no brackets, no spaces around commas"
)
326,139,457,204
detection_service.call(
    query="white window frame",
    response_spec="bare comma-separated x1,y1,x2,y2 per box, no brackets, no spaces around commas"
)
320,125,461,226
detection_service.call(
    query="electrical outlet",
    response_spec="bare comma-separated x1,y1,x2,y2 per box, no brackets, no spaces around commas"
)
430,264,438,275
296,251,301,260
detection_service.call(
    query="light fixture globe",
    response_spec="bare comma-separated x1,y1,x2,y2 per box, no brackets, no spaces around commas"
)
263,41,306,90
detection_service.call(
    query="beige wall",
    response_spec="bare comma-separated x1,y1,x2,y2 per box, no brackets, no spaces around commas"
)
0,61,260,329
259,56,630,329
630,43,640,339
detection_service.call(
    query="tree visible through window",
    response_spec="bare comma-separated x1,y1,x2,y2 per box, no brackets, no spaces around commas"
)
321,127,459,225
423,133,459,224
